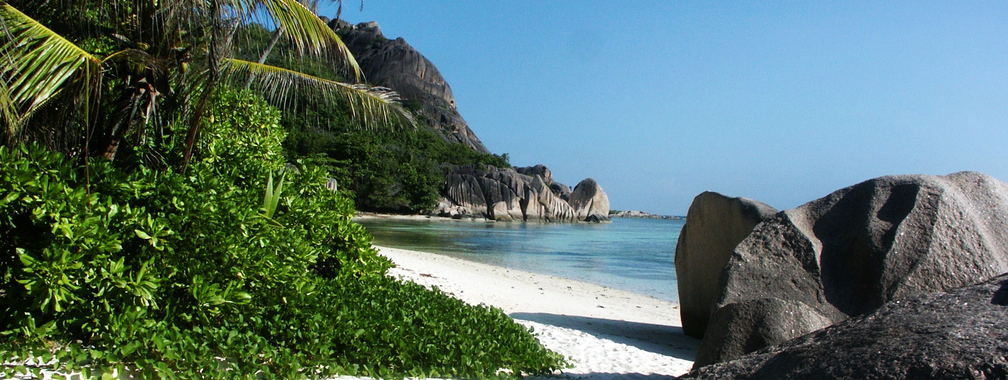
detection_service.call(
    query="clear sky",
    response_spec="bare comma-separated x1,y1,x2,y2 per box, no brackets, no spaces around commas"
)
321,1,1008,216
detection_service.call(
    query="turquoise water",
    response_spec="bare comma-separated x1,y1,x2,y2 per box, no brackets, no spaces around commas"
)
357,217,684,302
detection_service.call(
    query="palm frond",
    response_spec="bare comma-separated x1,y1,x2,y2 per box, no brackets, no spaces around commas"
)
224,58,413,130
226,0,362,82
0,78,19,141
0,3,101,138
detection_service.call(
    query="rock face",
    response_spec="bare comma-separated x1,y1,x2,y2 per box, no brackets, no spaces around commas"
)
333,21,489,153
515,165,552,182
694,171,1008,368
674,192,777,339
568,178,610,222
437,165,608,222
681,273,1008,380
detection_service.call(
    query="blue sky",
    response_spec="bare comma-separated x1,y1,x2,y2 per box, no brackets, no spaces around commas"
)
321,1,1008,215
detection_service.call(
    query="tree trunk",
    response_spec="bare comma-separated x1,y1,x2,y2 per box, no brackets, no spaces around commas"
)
242,28,285,88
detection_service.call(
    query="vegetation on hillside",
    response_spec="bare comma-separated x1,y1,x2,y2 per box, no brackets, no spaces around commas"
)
0,1,564,378
235,23,510,213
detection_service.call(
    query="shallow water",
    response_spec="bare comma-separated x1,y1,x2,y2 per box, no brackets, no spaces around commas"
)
357,217,684,302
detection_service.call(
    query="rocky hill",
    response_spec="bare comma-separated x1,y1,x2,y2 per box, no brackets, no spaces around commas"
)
324,20,609,221
330,20,488,153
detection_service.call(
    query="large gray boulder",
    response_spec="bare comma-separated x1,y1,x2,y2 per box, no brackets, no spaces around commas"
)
334,21,489,153
515,164,552,183
682,273,1008,379
437,165,601,223
549,182,572,201
568,178,610,222
440,165,524,221
524,175,578,222
675,192,777,339
695,171,1008,368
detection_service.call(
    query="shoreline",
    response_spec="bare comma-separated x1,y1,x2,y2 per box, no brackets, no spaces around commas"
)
376,245,699,379
355,211,684,223
355,214,681,303
355,212,494,223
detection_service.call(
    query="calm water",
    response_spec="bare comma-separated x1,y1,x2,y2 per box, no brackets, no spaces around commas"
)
357,217,684,302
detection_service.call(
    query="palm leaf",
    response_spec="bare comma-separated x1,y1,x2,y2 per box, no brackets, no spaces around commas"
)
0,78,20,140
0,3,101,138
224,58,413,130
226,0,362,82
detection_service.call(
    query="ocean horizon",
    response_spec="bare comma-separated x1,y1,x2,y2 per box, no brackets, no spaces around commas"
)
358,216,684,302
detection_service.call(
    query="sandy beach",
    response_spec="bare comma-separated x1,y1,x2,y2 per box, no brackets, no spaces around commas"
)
372,246,699,379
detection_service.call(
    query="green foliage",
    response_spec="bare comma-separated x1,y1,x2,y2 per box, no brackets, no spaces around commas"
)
1,0,407,170
232,24,508,214
233,24,347,82
0,89,565,379
320,276,567,378
283,101,510,214
196,88,287,178
262,169,287,220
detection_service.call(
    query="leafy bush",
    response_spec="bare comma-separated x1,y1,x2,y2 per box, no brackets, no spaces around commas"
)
0,89,565,379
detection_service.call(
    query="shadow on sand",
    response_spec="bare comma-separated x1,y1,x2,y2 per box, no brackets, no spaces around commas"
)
510,312,700,362
526,373,678,380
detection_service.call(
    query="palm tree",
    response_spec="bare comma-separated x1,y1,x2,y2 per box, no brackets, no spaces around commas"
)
0,0,408,170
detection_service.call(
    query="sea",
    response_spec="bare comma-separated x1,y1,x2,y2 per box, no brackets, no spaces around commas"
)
357,217,685,302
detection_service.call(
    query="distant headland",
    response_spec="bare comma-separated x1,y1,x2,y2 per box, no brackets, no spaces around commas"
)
609,210,684,220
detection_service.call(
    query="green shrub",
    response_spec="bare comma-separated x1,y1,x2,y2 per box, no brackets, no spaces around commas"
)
0,89,565,379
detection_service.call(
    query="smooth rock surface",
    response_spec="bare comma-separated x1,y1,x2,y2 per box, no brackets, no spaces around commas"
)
682,273,1008,379
515,164,552,183
674,192,777,339
696,171,1008,368
549,182,572,201
569,178,611,222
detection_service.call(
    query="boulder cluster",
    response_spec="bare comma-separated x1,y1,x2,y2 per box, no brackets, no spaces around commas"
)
437,164,609,223
675,171,1008,378
610,210,682,220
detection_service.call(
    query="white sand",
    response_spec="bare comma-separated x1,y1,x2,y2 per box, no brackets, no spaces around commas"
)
375,246,699,379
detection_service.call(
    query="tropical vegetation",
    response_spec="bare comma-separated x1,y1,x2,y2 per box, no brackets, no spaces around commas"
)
0,0,565,378
0,0,406,168
234,22,511,213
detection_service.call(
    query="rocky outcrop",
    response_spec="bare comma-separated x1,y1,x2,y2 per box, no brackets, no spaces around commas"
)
549,182,572,201
693,171,1008,368
332,21,488,153
682,273,1008,379
674,192,777,339
515,165,552,182
609,210,682,220
568,178,610,222
437,165,608,222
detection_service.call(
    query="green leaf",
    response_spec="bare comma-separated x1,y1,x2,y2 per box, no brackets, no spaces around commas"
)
224,59,413,131
0,4,102,138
